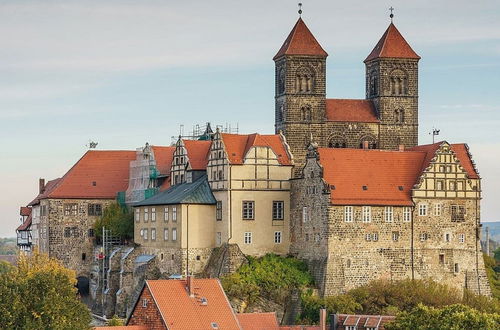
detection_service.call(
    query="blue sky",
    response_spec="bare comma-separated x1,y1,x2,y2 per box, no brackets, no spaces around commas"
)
1,0,499,237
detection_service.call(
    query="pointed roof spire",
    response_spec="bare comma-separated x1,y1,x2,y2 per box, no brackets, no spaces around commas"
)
273,18,328,60
364,23,420,62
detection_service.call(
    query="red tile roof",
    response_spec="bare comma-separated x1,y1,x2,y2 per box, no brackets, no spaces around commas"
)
20,207,31,216
144,279,241,330
221,133,292,166
365,23,420,62
48,150,136,199
28,178,61,206
151,146,175,176
16,213,32,231
183,140,212,170
325,99,379,123
408,142,480,179
318,148,426,206
274,18,328,60
237,313,280,330
95,327,148,330
337,314,395,330
280,326,320,330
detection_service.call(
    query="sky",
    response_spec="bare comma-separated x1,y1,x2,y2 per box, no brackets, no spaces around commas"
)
1,0,499,237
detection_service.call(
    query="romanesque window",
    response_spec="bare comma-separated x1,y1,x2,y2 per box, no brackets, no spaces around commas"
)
362,206,371,223
273,201,284,220
369,72,378,97
390,69,408,95
328,136,347,148
278,68,285,94
394,109,405,124
344,206,353,222
295,66,314,93
451,205,465,222
385,206,393,222
359,136,377,149
242,201,255,220
301,105,312,121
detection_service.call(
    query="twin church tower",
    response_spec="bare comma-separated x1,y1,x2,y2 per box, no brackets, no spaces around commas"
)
274,17,421,172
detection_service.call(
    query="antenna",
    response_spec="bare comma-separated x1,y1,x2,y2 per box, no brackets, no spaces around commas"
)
86,140,98,149
429,128,440,143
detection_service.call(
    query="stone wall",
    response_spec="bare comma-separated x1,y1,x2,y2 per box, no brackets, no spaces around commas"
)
202,243,248,278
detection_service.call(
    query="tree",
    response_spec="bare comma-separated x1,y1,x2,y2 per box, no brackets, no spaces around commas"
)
385,304,500,330
0,252,91,329
93,202,134,241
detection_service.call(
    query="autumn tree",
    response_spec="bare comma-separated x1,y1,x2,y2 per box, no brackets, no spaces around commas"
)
0,252,91,329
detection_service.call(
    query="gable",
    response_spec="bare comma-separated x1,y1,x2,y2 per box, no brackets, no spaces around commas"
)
127,285,166,329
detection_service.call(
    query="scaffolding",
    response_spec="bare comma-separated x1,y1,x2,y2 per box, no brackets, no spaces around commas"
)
124,143,159,205
170,122,238,144
100,228,121,315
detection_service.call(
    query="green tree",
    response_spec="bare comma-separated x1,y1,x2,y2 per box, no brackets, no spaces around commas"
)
93,202,134,241
385,304,500,330
0,252,91,329
484,253,500,300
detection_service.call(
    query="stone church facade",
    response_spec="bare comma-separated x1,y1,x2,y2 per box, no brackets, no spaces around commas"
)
274,19,420,175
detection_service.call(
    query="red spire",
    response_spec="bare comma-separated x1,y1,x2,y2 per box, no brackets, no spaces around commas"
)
273,18,328,60
364,23,420,62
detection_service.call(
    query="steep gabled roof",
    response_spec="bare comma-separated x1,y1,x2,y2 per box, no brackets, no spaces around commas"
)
28,178,62,206
143,279,241,330
237,313,280,330
151,146,175,176
134,175,216,207
221,133,292,166
16,213,32,231
48,150,136,199
365,23,420,62
274,18,328,60
318,148,427,206
325,99,379,123
20,207,31,217
183,140,212,170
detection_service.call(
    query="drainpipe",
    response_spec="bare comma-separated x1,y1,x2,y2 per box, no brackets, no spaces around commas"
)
228,165,233,242
186,204,189,278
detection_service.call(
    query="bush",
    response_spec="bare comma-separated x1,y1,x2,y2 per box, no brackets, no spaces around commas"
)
484,253,500,300
221,254,313,307
299,291,361,324
93,202,134,241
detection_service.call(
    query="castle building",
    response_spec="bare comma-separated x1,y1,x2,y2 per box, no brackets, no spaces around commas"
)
16,206,33,252
290,142,490,296
274,18,420,175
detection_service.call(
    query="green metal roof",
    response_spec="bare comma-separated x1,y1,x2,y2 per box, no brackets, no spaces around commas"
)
134,175,216,207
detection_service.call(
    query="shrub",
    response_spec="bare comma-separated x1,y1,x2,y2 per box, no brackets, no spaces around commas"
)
93,202,134,241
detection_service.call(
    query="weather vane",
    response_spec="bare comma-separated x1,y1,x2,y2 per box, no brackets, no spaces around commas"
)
389,6,394,22
298,3,302,16
430,128,440,143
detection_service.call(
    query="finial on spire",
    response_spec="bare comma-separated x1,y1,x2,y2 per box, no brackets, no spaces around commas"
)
298,3,303,16
389,6,394,22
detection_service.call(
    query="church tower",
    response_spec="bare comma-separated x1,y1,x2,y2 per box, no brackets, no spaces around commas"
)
364,22,420,149
274,18,328,174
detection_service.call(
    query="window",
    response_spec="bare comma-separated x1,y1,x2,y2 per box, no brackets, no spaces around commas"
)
88,228,94,238
458,233,465,243
151,208,156,222
444,233,451,242
302,207,309,222
164,207,169,222
454,263,459,273
242,201,255,220
216,201,222,220
64,203,78,216
434,204,442,216
365,233,372,241
164,228,169,241
144,208,149,222
436,180,444,190
392,231,400,241
135,208,140,222
345,326,357,330
88,203,102,216
151,228,156,241
216,232,222,246
82,253,86,261
439,254,445,264
362,206,371,223
142,299,148,308
172,228,177,241
403,207,412,222
244,232,252,244
451,205,465,222
273,201,284,220
344,206,353,222
420,233,428,241
418,204,428,216
449,181,456,191
172,206,177,222
457,181,464,191
385,206,393,222
372,232,378,241
274,231,282,244
218,170,223,180
143,229,148,240
64,227,77,238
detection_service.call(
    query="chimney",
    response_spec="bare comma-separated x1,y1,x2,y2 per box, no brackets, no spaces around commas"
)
187,274,194,297
363,141,369,150
319,308,327,330
39,178,45,194
399,144,405,152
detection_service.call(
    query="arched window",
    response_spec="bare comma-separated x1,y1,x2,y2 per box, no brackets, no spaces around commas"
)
295,67,314,93
390,69,408,96
395,109,405,124
369,72,378,97
359,135,378,149
278,68,285,94
328,136,347,148
301,105,312,122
